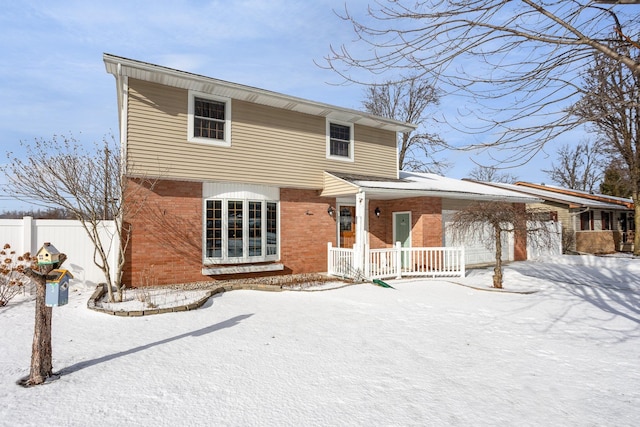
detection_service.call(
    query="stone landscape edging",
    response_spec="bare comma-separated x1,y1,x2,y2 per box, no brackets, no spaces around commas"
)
87,278,533,317
87,282,285,317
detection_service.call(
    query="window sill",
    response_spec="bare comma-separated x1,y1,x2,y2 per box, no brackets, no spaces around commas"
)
326,155,354,163
202,263,284,276
188,136,231,147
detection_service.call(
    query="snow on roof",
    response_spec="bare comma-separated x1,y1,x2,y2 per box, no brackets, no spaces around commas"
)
327,171,542,203
479,181,632,210
515,182,634,208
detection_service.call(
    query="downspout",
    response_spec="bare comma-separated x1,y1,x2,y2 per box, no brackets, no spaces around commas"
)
571,206,591,229
115,63,128,177
114,63,129,290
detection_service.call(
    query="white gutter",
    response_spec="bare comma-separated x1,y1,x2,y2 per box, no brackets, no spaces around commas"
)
355,187,542,204
114,62,128,176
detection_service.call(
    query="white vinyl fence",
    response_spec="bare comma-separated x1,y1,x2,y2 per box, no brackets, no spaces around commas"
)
0,217,119,288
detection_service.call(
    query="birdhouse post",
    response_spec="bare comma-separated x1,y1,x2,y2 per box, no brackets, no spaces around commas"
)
21,243,68,386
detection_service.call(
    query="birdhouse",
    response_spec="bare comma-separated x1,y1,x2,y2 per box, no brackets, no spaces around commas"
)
45,269,73,307
36,242,61,266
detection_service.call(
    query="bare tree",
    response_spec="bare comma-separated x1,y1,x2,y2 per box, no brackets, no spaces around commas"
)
362,76,448,173
449,202,555,288
467,165,518,184
569,41,640,254
0,207,75,219
542,141,604,192
324,1,640,166
1,135,154,302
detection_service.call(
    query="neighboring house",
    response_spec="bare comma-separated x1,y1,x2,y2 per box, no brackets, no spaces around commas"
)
474,181,635,254
104,54,542,287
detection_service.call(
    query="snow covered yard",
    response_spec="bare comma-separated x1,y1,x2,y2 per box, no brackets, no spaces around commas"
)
1,255,638,426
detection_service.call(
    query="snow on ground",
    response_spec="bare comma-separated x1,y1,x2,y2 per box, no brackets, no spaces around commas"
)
1,255,639,426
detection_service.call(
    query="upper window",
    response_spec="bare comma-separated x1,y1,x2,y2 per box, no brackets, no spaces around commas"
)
326,121,354,161
188,91,231,146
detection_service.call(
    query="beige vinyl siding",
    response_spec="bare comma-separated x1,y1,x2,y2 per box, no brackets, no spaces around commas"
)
527,201,571,230
321,173,359,197
353,125,397,176
126,79,398,187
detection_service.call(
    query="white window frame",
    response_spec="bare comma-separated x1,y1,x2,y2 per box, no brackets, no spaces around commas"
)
203,184,280,265
326,119,354,162
188,90,232,147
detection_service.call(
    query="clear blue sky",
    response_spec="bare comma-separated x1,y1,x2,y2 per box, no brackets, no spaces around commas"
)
0,0,570,212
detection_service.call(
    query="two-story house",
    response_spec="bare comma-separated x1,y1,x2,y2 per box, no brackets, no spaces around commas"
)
104,54,541,287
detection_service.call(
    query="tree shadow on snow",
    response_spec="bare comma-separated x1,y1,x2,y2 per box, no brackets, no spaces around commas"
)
57,314,253,377
509,261,640,335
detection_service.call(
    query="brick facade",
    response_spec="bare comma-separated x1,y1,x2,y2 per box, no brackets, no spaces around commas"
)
575,231,616,254
513,203,528,261
123,180,339,287
123,178,203,287
279,188,337,274
124,178,527,287
368,197,443,248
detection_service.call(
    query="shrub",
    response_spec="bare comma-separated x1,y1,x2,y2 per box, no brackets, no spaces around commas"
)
0,244,33,307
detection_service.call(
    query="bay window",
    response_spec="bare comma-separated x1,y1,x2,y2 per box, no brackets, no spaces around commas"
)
205,197,279,264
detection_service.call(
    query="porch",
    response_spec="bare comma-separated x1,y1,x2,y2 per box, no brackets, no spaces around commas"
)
327,242,465,281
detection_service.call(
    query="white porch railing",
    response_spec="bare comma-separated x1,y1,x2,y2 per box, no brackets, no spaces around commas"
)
328,242,465,281
327,244,360,279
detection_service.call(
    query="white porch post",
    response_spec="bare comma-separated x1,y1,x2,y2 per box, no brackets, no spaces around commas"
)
395,241,402,279
354,191,367,275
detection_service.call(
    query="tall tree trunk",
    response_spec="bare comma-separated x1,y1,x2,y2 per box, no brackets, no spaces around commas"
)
493,226,503,289
23,254,66,386
29,276,53,385
634,191,640,256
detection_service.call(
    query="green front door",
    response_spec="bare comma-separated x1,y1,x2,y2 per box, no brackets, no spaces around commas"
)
394,212,411,268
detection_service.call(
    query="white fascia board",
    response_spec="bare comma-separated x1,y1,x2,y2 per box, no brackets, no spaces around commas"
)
358,187,543,203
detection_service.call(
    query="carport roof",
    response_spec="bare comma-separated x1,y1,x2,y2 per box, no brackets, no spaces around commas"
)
321,171,542,203
477,181,634,210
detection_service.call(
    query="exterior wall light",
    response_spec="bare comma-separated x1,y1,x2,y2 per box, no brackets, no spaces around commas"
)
374,207,381,217
327,206,335,217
